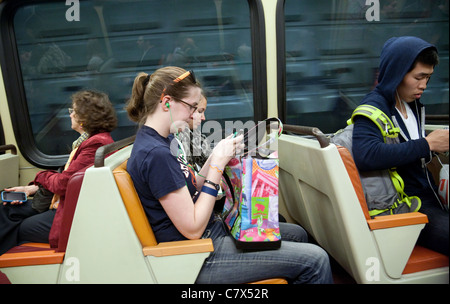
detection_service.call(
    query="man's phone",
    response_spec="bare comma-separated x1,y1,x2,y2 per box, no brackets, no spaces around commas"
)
1,191,27,202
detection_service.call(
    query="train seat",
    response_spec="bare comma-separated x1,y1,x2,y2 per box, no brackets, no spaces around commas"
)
336,145,449,275
53,170,86,253
278,127,449,284
112,159,287,284
0,169,85,283
53,137,287,283
0,169,85,259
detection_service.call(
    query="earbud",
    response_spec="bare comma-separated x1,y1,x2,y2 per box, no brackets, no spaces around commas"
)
166,102,170,108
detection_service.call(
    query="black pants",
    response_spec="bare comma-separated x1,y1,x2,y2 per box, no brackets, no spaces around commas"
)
0,201,55,255
417,192,449,256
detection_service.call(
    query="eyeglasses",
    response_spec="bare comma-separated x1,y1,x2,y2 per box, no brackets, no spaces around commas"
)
174,97,198,114
68,108,74,114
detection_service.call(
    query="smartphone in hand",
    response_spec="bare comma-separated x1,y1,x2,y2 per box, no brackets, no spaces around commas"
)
1,191,27,202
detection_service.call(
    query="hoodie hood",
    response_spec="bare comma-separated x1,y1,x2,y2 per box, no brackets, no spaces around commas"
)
375,36,437,107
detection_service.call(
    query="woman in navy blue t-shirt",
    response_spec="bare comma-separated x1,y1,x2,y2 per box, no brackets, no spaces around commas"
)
126,66,333,284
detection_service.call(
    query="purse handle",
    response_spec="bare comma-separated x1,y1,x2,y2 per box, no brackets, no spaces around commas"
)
241,117,283,157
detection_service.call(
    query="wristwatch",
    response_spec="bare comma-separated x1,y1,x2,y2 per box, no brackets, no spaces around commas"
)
204,179,220,191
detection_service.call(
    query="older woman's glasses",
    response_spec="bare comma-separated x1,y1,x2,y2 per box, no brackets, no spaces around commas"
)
68,108,74,114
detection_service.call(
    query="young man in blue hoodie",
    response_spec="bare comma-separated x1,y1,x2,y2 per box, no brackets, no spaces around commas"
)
352,36,449,256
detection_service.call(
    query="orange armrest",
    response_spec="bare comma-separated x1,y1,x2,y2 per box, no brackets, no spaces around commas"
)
367,212,428,230
142,238,214,257
0,251,65,268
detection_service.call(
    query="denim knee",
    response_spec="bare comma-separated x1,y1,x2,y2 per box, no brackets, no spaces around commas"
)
279,222,308,243
289,243,333,284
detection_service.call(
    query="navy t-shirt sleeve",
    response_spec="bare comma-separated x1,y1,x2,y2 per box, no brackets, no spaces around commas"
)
144,146,186,199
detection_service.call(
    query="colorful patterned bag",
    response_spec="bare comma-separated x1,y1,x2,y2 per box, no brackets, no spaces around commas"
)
221,118,282,249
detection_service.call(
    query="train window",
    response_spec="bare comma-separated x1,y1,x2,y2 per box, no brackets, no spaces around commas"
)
6,0,253,161
283,0,449,133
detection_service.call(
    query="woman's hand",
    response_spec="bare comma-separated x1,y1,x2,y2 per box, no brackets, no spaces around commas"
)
210,134,244,168
3,185,39,205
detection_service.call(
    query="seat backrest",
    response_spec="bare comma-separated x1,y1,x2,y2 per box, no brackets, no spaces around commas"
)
279,134,370,246
335,145,370,220
56,169,87,252
0,270,11,284
113,160,158,247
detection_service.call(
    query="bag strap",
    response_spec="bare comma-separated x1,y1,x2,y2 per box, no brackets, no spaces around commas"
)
242,117,283,157
348,104,401,141
368,163,421,216
222,173,235,208
367,166,421,217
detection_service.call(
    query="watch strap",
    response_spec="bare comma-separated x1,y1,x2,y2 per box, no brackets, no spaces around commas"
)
204,179,220,191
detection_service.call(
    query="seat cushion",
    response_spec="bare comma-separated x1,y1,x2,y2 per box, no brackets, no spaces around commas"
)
403,245,449,274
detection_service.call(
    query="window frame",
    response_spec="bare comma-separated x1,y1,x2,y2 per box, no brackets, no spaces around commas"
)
1,0,58,167
275,0,286,124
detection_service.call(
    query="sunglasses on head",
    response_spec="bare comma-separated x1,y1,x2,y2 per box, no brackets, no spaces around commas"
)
173,70,196,84
160,70,196,101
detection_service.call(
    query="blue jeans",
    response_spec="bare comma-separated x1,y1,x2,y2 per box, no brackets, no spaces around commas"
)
195,218,333,284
